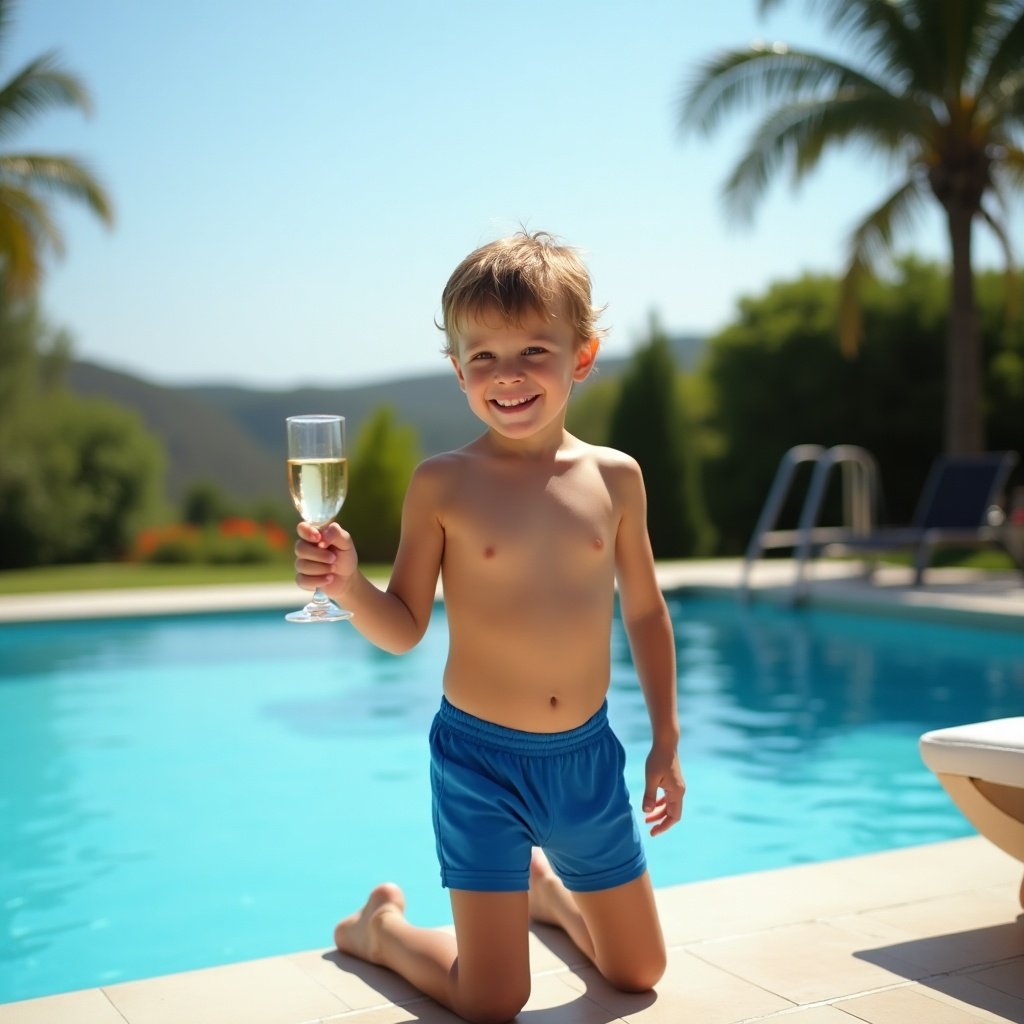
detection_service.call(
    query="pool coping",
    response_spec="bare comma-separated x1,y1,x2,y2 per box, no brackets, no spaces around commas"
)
1,558,1023,629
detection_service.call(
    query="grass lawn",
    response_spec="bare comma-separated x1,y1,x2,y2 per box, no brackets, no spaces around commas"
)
0,562,301,595
0,551,1013,597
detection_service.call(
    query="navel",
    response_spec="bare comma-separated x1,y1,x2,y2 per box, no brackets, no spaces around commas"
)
549,695,558,708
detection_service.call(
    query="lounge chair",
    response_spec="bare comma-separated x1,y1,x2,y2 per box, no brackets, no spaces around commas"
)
920,718,1024,909
822,451,1019,586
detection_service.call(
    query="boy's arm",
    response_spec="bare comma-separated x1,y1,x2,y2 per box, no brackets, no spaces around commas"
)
612,455,685,836
296,461,445,654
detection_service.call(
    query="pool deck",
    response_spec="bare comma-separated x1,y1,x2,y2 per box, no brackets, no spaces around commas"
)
2,560,1023,1023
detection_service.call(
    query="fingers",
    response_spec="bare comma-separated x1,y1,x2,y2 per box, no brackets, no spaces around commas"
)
294,522,355,592
644,791,684,837
642,775,686,837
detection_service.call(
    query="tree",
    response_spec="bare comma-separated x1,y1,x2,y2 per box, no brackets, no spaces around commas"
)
0,289,164,568
698,261,1023,553
341,406,421,564
0,0,113,296
681,0,1024,454
607,320,714,558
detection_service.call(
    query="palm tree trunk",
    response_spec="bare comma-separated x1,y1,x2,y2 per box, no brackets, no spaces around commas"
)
944,202,983,454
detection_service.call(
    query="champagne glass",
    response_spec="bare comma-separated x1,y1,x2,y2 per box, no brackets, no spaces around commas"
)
285,414,353,623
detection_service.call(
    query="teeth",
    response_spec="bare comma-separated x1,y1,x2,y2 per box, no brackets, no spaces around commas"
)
495,396,534,407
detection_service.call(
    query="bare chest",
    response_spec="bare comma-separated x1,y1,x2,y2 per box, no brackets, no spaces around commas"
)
442,462,616,578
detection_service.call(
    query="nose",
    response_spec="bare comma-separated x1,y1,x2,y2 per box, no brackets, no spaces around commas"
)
493,356,525,384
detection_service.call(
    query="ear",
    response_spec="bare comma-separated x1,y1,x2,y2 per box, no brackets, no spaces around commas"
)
449,355,467,392
573,337,599,382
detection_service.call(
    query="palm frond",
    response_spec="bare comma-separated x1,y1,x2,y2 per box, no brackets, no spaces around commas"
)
681,45,894,136
0,153,113,225
979,199,1019,319
839,176,927,354
721,89,930,219
0,53,93,142
0,1,13,70
976,2,1024,97
991,143,1024,190
0,186,59,295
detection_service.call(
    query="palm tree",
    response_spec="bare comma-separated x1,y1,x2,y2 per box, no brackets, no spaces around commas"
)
681,0,1024,454
0,0,112,298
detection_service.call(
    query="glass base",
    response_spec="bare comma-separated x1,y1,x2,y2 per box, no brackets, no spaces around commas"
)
285,590,353,623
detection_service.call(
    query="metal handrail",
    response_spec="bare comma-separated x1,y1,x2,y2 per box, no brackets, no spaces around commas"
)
741,444,880,602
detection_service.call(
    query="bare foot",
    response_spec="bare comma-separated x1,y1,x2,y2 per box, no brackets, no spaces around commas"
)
333,883,406,965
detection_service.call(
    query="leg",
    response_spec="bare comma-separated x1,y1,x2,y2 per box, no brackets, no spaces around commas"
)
335,884,531,1024
528,851,666,992
528,848,595,961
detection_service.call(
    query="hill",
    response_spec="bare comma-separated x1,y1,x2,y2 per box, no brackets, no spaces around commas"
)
66,334,704,504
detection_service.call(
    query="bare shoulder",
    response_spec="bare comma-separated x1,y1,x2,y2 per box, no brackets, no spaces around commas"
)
404,447,480,508
578,443,644,491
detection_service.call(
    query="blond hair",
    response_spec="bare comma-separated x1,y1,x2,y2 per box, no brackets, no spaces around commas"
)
439,230,606,355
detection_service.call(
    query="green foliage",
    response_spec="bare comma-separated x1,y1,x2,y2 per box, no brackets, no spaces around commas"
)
341,405,421,563
608,320,715,558
0,4,114,296
700,261,1024,553
681,0,1024,453
0,394,165,567
566,373,621,445
0,292,166,568
182,480,235,525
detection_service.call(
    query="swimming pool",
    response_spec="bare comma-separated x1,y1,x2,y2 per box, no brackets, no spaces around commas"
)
1,593,1020,1003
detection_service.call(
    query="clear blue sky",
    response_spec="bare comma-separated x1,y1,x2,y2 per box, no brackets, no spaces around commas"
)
12,0,1018,388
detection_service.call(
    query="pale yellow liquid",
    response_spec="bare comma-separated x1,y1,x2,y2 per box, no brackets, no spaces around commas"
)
288,458,348,527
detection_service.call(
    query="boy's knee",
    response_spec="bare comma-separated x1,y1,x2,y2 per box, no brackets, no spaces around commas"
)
605,950,666,993
458,980,530,1024
460,993,529,1024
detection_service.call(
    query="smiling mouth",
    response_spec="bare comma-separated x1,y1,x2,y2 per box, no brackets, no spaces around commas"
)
491,395,539,410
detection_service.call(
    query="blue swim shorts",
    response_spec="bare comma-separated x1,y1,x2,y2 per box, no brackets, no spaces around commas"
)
429,696,646,893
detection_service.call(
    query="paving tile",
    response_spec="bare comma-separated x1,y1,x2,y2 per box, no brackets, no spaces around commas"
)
528,923,590,973
689,921,924,1004
519,973,625,1024
833,983,1014,1023
558,947,793,1024
964,957,1024,1000
655,839,1020,948
835,891,1024,976
767,1007,871,1022
288,947,423,1009
903,974,1024,1024
0,988,126,1024
103,954,349,1024
319,999,463,1024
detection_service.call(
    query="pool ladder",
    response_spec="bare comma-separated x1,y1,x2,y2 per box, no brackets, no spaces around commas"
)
740,444,880,603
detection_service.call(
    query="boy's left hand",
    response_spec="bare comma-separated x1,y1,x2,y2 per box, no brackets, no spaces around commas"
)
642,745,685,837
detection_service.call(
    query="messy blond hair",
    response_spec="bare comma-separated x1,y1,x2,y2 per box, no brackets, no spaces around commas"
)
439,230,606,355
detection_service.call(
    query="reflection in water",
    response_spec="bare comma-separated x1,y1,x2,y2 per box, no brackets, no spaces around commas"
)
2,597,1021,1002
610,594,1022,883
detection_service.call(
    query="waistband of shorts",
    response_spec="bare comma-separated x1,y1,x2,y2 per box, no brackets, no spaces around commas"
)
437,696,609,755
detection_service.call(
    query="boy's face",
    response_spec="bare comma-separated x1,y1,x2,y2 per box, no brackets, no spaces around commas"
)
449,302,597,445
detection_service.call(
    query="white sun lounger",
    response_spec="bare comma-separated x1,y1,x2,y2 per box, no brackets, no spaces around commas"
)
920,717,1024,908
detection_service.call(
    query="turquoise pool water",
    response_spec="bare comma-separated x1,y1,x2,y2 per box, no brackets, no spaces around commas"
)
1,593,1021,1003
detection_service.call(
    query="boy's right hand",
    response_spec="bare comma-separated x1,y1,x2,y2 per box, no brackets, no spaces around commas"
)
294,522,358,594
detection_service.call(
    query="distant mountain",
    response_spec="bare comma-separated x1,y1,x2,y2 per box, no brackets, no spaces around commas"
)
66,334,704,504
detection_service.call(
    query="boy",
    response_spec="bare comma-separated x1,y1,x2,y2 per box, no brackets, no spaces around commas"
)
294,230,684,1024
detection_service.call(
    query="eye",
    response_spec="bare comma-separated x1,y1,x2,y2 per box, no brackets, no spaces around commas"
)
523,345,547,356
469,350,494,361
